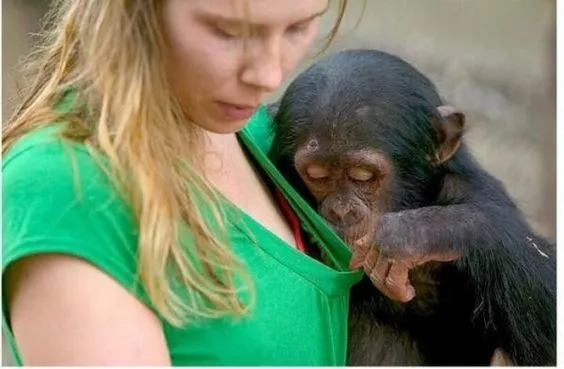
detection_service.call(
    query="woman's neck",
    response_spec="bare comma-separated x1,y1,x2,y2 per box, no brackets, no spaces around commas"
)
202,131,240,172
202,131,255,206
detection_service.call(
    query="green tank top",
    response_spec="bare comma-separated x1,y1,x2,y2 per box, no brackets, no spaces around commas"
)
2,105,363,366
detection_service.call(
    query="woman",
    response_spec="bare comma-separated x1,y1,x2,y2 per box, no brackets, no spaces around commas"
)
2,0,362,365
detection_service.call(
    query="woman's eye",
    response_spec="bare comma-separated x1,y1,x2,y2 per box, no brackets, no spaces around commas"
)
287,21,312,36
306,165,330,180
216,29,237,40
213,25,243,40
348,167,374,182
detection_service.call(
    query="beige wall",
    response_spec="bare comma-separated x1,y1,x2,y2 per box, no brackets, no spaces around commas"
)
2,0,556,365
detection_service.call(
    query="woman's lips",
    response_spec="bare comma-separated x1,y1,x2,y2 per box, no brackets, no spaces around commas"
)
216,101,257,121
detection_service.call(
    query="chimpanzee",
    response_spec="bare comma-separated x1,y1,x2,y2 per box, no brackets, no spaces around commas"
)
267,49,556,366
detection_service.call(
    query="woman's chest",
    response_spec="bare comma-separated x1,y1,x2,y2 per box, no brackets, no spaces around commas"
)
206,143,297,248
164,248,351,366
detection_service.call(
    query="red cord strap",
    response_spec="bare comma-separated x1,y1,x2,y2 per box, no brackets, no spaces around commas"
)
273,189,308,254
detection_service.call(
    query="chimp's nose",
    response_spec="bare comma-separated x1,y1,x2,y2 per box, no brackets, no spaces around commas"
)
325,203,361,229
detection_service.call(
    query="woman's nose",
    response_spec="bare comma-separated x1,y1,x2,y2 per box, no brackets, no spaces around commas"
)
240,40,284,92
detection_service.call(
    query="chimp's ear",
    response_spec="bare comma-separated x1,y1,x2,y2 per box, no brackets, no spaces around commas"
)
432,105,466,163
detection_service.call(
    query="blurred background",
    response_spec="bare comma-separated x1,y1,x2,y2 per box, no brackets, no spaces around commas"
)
2,0,556,365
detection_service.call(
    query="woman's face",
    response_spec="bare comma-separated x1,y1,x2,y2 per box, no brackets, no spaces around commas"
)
162,0,328,134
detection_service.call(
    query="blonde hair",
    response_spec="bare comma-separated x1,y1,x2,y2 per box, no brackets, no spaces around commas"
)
3,0,349,327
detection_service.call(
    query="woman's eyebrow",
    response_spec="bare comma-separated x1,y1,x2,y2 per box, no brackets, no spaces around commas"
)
195,5,329,28
298,5,330,24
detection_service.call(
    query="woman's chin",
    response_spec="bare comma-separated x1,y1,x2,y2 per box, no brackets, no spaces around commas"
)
204,119,249,134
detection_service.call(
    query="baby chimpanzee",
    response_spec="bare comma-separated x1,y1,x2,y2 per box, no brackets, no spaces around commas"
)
268,49,556,366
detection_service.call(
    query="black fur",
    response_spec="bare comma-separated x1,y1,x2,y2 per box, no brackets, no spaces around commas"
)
268,49,556,366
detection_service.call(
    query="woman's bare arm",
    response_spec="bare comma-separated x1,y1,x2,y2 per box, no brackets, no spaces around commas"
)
5,254,171,366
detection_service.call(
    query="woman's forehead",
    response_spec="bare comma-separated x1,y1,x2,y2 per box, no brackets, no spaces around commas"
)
186,0,329,26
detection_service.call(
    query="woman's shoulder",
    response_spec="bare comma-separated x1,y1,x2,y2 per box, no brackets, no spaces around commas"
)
3,124,143,299
4,123,96,173
3,124,128,218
